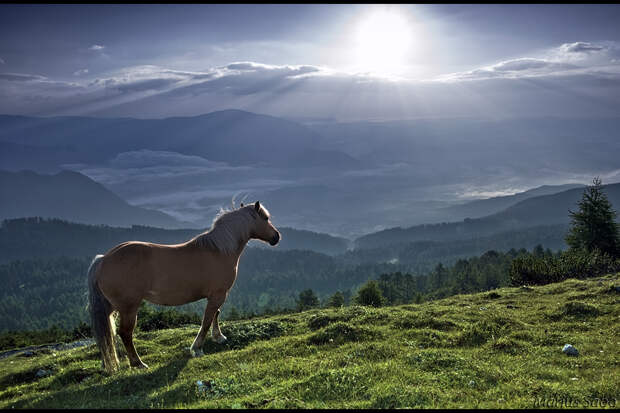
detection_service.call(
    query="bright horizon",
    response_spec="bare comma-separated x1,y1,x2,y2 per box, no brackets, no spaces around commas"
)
1,4,619,120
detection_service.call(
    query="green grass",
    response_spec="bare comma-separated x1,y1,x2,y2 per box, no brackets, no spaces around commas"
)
1,274,618,409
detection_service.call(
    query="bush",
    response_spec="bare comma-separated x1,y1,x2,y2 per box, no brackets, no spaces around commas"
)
0,322,92,351
549,301,600,320
307,322,377,345
510,249,620,286
137,302,201,331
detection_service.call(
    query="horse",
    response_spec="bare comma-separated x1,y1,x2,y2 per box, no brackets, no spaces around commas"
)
87,201,280,372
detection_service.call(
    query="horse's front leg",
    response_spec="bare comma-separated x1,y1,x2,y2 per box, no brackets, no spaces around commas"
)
189,294,226,357
211,309,227,344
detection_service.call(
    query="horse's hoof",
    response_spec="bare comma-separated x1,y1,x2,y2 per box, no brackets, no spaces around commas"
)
213,334,227,344
190,347,204,358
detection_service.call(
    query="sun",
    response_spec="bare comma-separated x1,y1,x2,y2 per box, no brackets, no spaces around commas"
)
354,9,413,77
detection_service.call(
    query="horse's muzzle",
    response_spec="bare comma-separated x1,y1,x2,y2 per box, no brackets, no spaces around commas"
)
269,232,280,246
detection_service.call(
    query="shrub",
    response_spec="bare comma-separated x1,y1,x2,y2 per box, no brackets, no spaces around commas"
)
510,249,620,286
307,322,378,345
137,302,201,331
549,301,600,320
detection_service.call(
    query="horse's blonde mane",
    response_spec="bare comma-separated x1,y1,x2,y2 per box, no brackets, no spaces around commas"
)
192,206,256,254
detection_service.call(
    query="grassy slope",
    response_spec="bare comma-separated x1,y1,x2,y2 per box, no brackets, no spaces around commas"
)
0,274,618,409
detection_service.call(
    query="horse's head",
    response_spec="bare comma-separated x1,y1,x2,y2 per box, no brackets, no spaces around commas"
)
244,201,280,246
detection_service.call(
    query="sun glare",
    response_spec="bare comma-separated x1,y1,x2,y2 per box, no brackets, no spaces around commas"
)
354,9,413,77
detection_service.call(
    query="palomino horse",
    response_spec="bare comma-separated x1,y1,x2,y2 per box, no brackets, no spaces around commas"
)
87,201,280,372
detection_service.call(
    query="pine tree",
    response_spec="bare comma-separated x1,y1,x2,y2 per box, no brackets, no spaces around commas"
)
297,289,319,311
354,280,386,307
565,177,620,257
326,291,345,308
228,306,242,321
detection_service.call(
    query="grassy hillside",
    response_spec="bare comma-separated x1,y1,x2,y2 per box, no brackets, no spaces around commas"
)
1,273,618,408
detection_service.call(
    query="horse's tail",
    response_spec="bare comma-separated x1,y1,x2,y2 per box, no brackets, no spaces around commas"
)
87,254,119,373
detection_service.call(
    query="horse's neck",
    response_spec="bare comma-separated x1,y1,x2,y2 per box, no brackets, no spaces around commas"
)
232,236,250,258
204,222,251,257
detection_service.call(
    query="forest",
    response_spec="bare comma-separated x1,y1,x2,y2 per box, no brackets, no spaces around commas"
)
1,178,618,344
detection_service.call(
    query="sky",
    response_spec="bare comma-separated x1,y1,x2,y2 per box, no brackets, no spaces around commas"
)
1,4,620,120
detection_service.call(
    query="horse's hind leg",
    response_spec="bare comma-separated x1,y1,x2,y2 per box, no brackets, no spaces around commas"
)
211,309,227,344
118,306,148,369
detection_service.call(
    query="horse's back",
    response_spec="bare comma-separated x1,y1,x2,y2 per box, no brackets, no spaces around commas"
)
97,241,159,308
104,240,153,256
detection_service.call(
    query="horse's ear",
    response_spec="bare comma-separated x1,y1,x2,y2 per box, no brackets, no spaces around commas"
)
255,201,260,211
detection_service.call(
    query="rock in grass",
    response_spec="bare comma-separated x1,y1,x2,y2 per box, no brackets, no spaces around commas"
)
196,380,214,392
35,369,52,378
562,344,579,356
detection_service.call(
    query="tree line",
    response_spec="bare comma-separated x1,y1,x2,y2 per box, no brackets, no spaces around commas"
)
1,177,617,349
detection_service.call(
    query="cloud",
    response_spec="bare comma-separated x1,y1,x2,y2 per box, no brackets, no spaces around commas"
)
73,68,89,76
163,62,325,97
108,150,236,169
112,77,182,92
0,57,5,65
559,41,605,54
441,41,620,81
1,46,620,120
441,58,580,81
89,44,105,51
64,151,295,224
225,61,320,77
0,73,47,82
492,58,575,72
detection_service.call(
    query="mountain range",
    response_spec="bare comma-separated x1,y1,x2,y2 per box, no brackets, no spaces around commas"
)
0,169,184,229
1,167,615,256
0,110,360,169
355,182,620,249
439,183,585,220
1,110,618,237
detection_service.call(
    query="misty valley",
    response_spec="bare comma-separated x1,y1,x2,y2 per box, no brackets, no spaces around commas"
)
1,110,619,333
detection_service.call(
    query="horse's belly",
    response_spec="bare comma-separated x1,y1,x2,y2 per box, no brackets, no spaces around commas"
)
144,288,203,306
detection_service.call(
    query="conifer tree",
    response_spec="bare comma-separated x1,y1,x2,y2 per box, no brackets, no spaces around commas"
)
565,177,619,257
297,289,319,311
327,291,345,308
354,280,386,307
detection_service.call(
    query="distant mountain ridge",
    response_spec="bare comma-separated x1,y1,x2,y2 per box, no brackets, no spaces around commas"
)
0,169,185,228
354,183,620,249
0,110,361,170
2,111,618,236
440,184,585,220
0,217,351,263
490,182,620,227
